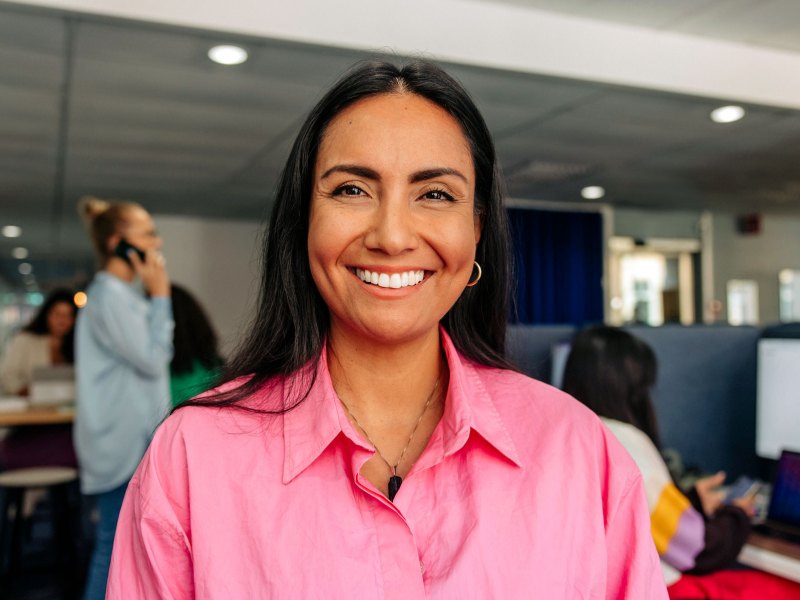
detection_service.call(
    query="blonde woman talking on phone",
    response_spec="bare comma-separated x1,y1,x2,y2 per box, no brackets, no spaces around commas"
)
76,198,173,600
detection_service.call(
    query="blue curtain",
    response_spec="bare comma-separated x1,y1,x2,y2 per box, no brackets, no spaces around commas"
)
508,208,604,325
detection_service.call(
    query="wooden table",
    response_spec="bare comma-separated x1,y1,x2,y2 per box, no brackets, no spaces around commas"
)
739,531,800,583
0,405,75,427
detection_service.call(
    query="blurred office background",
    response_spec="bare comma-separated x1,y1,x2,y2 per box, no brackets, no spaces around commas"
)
2,0,800,596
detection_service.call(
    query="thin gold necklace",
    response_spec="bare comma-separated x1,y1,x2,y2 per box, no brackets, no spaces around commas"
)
338,374,441,502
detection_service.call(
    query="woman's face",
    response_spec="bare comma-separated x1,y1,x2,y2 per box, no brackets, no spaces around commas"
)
308,92,481,346
110,207,162,255
47,301,75,338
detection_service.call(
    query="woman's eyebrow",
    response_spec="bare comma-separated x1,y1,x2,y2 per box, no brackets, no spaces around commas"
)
410,168,468,183
320,164,380,181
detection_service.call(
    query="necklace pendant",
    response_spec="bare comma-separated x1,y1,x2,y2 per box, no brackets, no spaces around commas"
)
388,475,402,502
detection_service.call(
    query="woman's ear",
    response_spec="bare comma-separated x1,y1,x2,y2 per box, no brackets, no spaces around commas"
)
473,214,482,244
106,233,121,255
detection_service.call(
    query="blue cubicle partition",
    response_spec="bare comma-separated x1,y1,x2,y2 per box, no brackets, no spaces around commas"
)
507,324,762,479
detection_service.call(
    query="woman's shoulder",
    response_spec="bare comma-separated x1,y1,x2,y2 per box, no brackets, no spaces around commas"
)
601,418,671,480
155,376,284,443
471,362,600,424
86,272,137,302
8,331,44,346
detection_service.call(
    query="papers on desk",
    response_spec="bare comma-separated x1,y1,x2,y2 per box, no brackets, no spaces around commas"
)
0,397,29,413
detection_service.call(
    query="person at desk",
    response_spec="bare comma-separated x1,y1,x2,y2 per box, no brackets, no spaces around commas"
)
107,60,666,598
0,288,76,396
563,325,800,599
0,288,78,471
76,197,173,600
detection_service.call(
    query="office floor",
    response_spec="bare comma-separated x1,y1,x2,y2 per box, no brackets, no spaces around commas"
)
2,486,88,600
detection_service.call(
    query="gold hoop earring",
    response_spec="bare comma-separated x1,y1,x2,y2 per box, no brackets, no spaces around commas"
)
466,261,482,287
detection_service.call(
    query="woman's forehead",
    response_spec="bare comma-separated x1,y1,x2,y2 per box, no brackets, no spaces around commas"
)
317,93,473,176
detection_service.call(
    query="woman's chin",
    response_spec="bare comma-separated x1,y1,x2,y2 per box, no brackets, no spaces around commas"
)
335,317,439,349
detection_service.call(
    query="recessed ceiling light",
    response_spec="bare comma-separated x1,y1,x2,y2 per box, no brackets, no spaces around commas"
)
581,185,605,200
710,105,745,124
208,45,248,65
11,247,28,259
2,225,22,238
18,262,33,275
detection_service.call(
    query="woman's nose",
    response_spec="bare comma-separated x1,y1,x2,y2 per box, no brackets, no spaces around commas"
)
364,199,419,255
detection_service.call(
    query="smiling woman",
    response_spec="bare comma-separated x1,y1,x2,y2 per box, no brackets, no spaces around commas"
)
107,60,667,599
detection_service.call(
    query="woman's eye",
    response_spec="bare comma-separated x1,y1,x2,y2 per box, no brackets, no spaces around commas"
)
333,184,365,197
422,189,455,202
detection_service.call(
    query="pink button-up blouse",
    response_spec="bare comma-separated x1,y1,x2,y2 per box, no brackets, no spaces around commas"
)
108,331,667,599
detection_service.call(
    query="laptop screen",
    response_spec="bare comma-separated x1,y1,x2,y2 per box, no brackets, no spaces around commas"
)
768,450,800,528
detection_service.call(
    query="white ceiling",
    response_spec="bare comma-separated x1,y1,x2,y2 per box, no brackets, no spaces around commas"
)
2,2,800,290
486,0,800,54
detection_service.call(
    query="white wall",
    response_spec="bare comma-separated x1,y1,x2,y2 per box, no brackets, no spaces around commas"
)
713,213,800,324
613,207,702,240
155,215,262,356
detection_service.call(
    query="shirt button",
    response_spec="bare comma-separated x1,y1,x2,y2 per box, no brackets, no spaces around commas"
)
419,561,425,574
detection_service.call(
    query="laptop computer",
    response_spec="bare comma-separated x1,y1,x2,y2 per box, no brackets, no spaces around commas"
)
29,365,75,406
753,450,800,544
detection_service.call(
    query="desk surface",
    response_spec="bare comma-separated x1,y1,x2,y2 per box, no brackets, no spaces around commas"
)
740,532,800,583
0,405,74,427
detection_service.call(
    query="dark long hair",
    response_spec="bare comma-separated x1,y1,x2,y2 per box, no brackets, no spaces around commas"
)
170,284,222,375
23,288,77,364
180,59,513,414
562,326,661,448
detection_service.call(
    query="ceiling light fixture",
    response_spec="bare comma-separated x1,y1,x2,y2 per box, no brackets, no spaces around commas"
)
12,247,28,259
208,45,248,66
710,105,745,124
2,225,22,238
581,185,605,200
18,262,33,275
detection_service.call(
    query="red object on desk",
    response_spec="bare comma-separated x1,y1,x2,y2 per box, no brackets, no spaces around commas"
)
668,569,800,599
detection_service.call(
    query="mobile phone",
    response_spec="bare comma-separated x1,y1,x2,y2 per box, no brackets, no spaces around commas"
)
113,239,146,265
725,476,761,504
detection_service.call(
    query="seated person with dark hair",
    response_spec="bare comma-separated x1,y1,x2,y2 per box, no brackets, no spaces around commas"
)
563,326,800,600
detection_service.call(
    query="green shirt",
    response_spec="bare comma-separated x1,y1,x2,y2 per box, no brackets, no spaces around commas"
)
169,360,219,408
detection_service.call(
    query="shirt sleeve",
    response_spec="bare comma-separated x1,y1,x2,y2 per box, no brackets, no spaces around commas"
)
107,426,194,599
604,472,670,599
685,487,751,574
0,334,30,394
88,291,174,378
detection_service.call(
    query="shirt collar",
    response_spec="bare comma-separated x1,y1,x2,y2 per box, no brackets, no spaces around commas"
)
281,328,521,484
437,328,522,468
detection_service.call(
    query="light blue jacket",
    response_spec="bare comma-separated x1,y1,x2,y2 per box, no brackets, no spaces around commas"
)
74,272,174,494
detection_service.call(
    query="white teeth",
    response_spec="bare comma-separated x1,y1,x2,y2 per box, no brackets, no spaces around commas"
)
355,268,426,289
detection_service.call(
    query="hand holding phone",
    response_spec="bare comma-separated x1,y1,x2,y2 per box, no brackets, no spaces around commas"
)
725,476,761,518
113,239,146,265
117,240,170,297
725,476,761,504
